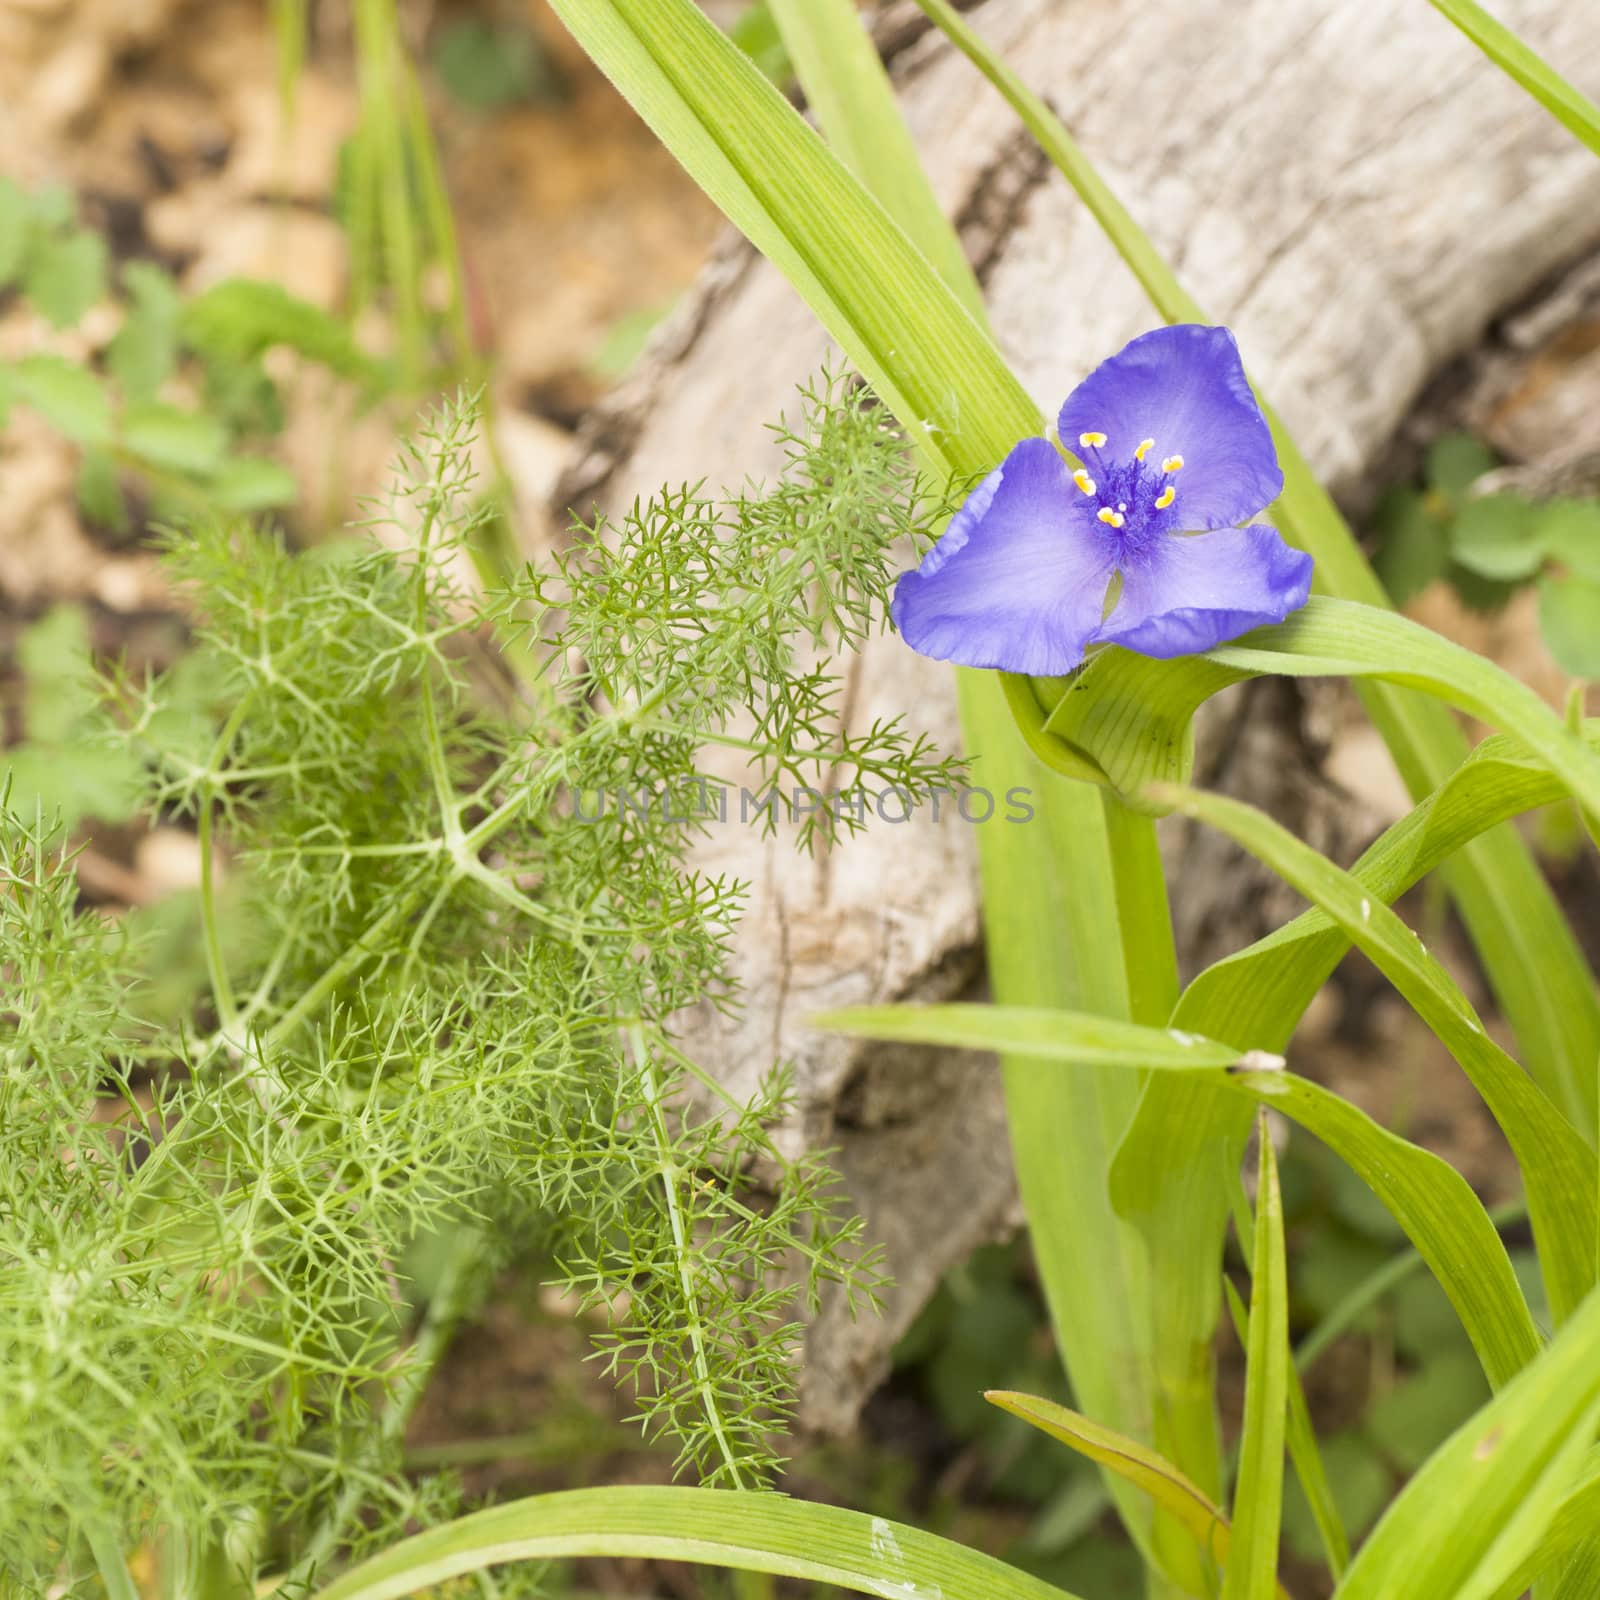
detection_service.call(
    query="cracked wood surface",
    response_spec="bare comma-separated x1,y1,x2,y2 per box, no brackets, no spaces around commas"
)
557,0,1600,1434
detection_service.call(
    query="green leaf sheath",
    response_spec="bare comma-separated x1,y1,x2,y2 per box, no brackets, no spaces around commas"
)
308,1487,1077,1600
1225,1280,1351,1581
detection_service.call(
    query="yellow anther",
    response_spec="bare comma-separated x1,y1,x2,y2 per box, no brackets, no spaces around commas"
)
1079,430,1107,449
1134,437,1156,461
1161,454,1185,473
1154,486,1176,510
1097,507,1126,529
1072,468,1097,496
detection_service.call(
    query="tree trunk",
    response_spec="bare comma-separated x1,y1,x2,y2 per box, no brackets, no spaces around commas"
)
556,0,1600,1435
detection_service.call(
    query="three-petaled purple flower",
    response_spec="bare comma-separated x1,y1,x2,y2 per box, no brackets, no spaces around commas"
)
891,325,1314,674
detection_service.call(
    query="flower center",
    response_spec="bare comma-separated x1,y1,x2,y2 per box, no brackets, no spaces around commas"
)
1070,429,1183,552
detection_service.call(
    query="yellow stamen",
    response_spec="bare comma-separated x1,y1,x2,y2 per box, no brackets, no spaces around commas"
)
1072,468,1097,496
1097,508,1126,529
1154,486,1176,510
1161,454,1184,474
1079,430,1107,449
1134,437,1155,461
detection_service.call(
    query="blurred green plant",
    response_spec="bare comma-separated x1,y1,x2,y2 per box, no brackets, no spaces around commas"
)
0,178,396,527
432,16,562,113
1373,431,1600,679
3,606,143,832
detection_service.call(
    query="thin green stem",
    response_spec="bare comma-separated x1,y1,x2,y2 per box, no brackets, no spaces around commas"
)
626,1021,747,1490
1103,791,1179,1028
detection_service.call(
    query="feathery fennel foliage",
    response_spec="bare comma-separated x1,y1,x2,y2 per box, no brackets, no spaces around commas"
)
1,375,955,1589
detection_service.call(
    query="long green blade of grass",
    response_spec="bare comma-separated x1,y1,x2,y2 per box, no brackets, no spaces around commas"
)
1483,1445,1600,1598
985,1391,1291,1600
1222,1123,1288,1600
813,1003,1251,1068
307,1486,1077,1600
1331,1288,1600,1600
1185,724,1600,1067
765,0,978,313
1424,0,1600,158
546,0,1033,485
1225,1279,1351,1582
1155,781,1597,1326
821,1002,1542,1389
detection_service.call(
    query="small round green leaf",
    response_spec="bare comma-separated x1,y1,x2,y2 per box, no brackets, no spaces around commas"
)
1538,574,1600,681
1426,432,1497,504
1540,501,1600,582
1451,494,1545,581
122,402,229,475
13,354,112,445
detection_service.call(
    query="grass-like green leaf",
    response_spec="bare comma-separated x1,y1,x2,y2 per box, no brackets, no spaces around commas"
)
546,0,1035,485
1047,598,1600,823
1225,1279,1351,1581
1155,782,1598,1327
1224,1121,1288,1600
1184,723,1600,1069
1481,1445,1600,1598
984,1392,1290,1599
1424,0,1600,158
766,0,979,317
821,1002,1541,1388
811,1003,1250,1070
1330,1285,1600,1600
306,1486,1075,1600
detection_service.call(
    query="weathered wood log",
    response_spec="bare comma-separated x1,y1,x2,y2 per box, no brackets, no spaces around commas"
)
556,0,1600,1435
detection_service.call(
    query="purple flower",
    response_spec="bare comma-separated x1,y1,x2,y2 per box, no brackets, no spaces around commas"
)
891,325,1314,674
